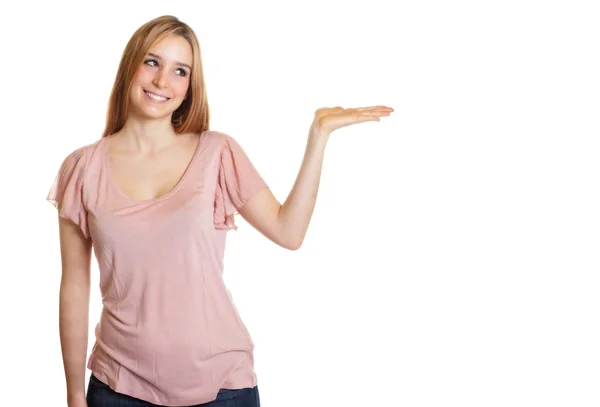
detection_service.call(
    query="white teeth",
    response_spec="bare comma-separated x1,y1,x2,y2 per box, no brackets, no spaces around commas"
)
145,91,168,101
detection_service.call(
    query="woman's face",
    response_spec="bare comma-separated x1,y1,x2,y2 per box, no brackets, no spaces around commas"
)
129,34,193,121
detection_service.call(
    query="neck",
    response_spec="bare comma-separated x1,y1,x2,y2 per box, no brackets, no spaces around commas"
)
117,114,178,153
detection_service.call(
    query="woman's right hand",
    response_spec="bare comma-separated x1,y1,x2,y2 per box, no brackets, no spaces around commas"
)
68,394,88,407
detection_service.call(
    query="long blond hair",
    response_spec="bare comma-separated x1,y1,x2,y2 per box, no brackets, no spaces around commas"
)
102,15,210,137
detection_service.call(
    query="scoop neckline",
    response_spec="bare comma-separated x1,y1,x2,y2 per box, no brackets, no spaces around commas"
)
101,132,203,203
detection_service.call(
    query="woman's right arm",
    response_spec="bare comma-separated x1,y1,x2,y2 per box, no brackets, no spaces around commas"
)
58,216,92,407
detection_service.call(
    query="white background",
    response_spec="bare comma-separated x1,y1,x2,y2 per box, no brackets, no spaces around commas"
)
1,1,599,406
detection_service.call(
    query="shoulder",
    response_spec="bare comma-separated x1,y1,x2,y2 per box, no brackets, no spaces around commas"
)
62,139,102,160
201,130,237,145
200,130,245,156
55,139,103,174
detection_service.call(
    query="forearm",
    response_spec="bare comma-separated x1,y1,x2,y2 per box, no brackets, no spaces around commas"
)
278,130,329,248
59,277,90,401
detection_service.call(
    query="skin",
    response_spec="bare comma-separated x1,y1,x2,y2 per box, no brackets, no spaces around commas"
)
61,34,393,407
241,105,393,250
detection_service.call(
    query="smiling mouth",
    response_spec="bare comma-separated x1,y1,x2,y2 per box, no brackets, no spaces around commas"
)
144,90,170,101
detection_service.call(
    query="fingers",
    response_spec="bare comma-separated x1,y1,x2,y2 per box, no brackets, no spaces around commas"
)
315,105,394,122
351,105,394,111
338,106,394,116
359,115,381,122
350,109,393,119
318,105,393,113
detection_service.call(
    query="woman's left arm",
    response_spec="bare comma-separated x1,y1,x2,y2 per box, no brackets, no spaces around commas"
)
238,105,394,250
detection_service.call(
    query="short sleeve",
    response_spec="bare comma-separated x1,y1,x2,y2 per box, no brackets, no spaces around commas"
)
46,147,89,239
214,135,268,231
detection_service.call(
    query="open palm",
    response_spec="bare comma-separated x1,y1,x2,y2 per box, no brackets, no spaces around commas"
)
311,105,394,136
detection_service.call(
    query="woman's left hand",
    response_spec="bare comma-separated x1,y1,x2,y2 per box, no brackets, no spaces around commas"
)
309,105,394,138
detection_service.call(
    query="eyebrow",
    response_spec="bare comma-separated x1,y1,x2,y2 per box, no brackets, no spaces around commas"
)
147,53,192,71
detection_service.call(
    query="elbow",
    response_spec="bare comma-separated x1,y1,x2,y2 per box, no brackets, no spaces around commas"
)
281,235,303,251
285,240,303,251
276,220,305,251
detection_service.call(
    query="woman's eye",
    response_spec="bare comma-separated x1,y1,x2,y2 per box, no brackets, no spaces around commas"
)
144,59,186,76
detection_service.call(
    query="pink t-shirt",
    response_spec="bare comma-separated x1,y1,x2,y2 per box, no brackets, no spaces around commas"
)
47,130,269,406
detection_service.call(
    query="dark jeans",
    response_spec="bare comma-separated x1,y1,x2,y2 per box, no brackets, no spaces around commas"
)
86,374,261,407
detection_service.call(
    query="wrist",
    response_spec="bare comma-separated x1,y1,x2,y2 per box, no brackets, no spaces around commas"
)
308,127,330,145
67,390,86,402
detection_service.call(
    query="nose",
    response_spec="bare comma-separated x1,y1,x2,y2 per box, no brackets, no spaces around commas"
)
152,69,169,89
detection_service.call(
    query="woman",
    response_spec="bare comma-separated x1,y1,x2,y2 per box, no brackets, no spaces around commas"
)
48,15,393,407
